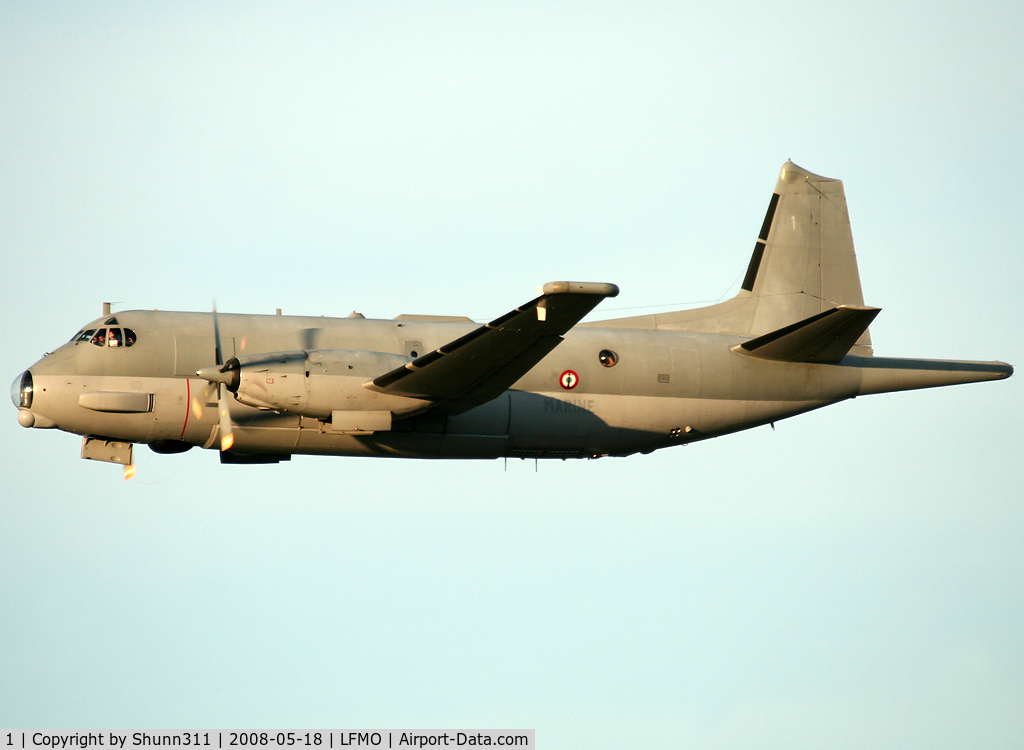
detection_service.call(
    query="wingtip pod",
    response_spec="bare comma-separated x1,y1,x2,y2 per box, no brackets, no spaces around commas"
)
542,281,619,297
855,357,1013,396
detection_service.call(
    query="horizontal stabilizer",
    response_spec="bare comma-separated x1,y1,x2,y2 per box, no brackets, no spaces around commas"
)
737,305,881,363
367,281,618,413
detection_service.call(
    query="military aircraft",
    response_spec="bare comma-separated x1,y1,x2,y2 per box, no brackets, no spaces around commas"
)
11,162,1013,476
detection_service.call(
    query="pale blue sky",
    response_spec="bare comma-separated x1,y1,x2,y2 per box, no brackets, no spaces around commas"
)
2,2,1023,747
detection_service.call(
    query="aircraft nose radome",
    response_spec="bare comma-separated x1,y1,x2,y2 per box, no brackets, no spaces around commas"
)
11,370,30,410
12,370,37,427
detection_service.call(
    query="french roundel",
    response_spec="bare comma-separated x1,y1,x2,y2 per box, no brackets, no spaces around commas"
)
560,370,579,390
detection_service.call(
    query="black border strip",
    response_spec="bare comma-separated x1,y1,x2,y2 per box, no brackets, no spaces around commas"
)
741,242,765,292
742,192,781,291
759,192,780,240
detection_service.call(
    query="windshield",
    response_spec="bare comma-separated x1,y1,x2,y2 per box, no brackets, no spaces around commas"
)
74,327,137,348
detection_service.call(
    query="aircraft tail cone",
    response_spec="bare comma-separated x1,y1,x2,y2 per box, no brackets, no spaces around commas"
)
854,357,1013,395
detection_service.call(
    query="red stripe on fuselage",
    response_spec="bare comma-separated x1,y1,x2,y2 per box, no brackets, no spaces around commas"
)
180,378,191,439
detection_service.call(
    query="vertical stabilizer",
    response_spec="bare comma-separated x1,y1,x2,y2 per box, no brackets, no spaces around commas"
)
593,162,873,353
744,161,868,340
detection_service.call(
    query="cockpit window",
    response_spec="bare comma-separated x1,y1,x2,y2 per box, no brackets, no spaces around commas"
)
105,316,118,325
75,327,137,347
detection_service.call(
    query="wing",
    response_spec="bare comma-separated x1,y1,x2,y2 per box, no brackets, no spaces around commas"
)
366,281,618,413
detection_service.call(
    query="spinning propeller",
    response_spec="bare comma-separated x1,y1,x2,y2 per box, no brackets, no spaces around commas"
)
194,306,241,452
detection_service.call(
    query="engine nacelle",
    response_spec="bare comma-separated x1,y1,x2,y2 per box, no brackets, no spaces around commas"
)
228,349,429,421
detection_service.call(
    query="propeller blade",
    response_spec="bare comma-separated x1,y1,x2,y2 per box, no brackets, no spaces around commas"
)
123,464,136,481
203,304,236,452
191,381,217,419
213,304,224,366
218,383,234,452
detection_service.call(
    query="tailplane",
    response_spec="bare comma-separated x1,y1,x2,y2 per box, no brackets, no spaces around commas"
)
736,305,880,363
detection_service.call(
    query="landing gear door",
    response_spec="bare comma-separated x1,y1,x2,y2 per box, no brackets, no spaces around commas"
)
81,437,133,465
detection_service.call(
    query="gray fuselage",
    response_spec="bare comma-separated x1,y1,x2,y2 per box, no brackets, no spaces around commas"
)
19,309,867,460
15,163,1013,467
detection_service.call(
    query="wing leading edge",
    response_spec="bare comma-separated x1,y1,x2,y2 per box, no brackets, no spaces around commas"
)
366,281,618,413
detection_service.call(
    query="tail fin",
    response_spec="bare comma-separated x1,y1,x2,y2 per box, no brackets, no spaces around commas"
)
741,161,869,339
596,161,873,354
